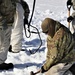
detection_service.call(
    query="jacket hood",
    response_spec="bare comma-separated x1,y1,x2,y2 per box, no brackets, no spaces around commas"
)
41,18,62,37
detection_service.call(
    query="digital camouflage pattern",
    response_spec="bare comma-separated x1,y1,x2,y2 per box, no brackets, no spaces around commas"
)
42,18,75,72
0,0,17,23
0,0,30,23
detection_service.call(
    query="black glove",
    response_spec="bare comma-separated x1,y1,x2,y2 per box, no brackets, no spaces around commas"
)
41,66,46,73
67,16,74,22
30,71,35,75
24,18,28,25
67,0,73,6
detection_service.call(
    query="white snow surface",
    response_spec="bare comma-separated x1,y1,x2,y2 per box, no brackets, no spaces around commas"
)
0,0,72,75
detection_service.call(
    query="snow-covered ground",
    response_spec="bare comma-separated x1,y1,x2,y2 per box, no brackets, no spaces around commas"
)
0,0,72,75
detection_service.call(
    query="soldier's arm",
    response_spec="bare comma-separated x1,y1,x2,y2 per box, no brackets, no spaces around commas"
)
15,0,30,19
41,39,58,73
41,54,57,73
21,0,30,19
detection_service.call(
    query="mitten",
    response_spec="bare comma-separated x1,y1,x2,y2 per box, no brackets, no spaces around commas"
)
41,66,46,73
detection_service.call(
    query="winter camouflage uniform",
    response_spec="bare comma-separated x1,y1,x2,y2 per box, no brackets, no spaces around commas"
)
10,1,30,53
41,18,75,75
0,0,29,64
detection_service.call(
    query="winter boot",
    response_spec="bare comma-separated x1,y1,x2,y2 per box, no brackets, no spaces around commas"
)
0,63,14,70
8,45,20,53
9,45,12,52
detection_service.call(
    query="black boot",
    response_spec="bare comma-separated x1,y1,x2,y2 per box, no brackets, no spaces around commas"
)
9,45,12,52
8,45,20,53
0,63,14,70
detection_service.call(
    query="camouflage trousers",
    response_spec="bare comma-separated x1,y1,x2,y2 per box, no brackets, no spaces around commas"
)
10,3,24,52
44,63,73,75
0,25,12,64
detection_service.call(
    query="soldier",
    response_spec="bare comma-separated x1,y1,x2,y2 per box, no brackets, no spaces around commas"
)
35,18,75,75
0,0,29,70
9,0,30,53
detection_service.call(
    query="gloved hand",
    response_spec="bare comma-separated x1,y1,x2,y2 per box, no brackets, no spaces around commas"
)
67,16,74,22
24,18,28,25
67,0,73,6
41,66,46,73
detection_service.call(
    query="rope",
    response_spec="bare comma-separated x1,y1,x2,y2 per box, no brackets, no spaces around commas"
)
23,0,42,54
29,25,42,54
24,0,36,38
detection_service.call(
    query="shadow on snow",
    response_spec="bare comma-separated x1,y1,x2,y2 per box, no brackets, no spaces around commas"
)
14,62,42,69
22,47,46,55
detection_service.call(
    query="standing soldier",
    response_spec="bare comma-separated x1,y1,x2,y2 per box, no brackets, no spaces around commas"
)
0,0,29,70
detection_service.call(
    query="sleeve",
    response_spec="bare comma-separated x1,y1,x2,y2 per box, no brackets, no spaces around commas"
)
41,37,58,73
41,54,57,73
20,0,30,19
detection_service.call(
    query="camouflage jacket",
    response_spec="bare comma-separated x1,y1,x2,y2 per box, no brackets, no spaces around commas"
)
42,21,75,72
0,0,30,23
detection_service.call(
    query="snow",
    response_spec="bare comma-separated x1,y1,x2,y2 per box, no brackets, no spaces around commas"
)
0,0,72,75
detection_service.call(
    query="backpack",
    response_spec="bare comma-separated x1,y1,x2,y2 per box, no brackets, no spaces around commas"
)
0,0,16,22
